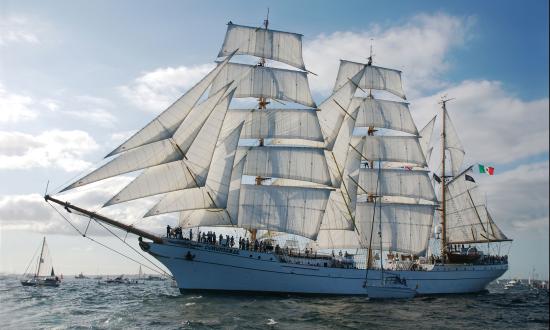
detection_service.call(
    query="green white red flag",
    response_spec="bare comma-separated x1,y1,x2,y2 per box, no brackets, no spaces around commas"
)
478,164,494,175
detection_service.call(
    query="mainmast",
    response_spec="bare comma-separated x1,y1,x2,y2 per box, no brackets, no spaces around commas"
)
35,237,46,277
439,97,453,261
252,9,270,243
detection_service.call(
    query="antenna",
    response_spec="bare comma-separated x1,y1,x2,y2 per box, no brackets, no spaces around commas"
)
439,94,455,106
367,38,374,66
264,8,270,29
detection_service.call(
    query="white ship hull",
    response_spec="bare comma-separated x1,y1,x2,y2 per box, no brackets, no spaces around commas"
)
143,240,508,295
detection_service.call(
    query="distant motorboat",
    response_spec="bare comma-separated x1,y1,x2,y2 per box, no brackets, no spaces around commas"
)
105,275,137,285
75,272,88,279
365,275,416,299
20,237,61,287
144,275,164,281
504,279,519,290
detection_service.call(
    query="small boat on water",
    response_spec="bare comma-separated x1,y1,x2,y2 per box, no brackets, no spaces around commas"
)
20,237,61,287
365,275,416,299
504,279,519,290
75,272,88,279
105,275,137,284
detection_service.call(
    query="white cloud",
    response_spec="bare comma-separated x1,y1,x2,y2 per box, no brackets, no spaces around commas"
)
303,13,472,97
0,177,171,236
0,130,99,172
0,15,40,45
0,84,38,123
410,80,549,165
42,96,117,127
119,64,215,113
479,161,549,232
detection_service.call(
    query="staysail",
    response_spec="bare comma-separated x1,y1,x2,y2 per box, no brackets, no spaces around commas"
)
444,167,510,244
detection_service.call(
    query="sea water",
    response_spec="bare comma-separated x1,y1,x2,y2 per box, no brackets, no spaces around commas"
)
0,276,548,329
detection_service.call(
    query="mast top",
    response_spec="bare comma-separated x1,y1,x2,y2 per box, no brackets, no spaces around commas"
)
264,8,269,29
439,95,455,107
367,38,374,66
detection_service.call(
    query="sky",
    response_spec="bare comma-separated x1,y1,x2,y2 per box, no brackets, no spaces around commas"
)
0,0,548,279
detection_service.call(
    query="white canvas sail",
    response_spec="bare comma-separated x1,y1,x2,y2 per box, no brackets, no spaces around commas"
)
320,138,365,231
361,136,427,166
104,160,196,206
315,229,363,250
419,115,436,158
107,54,235,157
170,83,233,154
356,202,435,255
184,90,235,184
218,23,306,70
225,108,323,141
237,185,332,239
317,68,364,149
326,107,359,187
210,62,315,107
36,238,55,277
333,60,406,99
62,139,182,191
352,97,418,135
444,109,465,176
445,168,509,244
243,146,332,186
358,168,437,202
180,209,234,228
144,123,244,217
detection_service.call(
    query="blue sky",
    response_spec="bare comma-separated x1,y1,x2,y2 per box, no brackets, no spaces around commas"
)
0,0,548,279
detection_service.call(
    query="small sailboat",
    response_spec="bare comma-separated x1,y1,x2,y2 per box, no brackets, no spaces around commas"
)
21,237,61,287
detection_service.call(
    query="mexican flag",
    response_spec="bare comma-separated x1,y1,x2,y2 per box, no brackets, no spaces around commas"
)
478,164,495,175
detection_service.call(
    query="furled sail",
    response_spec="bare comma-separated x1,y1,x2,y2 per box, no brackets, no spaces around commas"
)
144,123,244,217
317,68,364,149
237,185,332,239
352,97,418,135
358,168,437,202
243,146,332,186
210,62,316,107
361,136,427,166
225,108,323,141
107,54,235,157
356,202,435,255
419,115,436,158
333,60,406,99
218,23,306,70
444,109,465,176
445,168,510,244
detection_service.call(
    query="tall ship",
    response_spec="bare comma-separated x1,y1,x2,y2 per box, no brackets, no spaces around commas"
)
46,17,511,296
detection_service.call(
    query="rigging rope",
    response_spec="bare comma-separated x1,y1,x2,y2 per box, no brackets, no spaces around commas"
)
22,243,41,277
47,201,172,278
